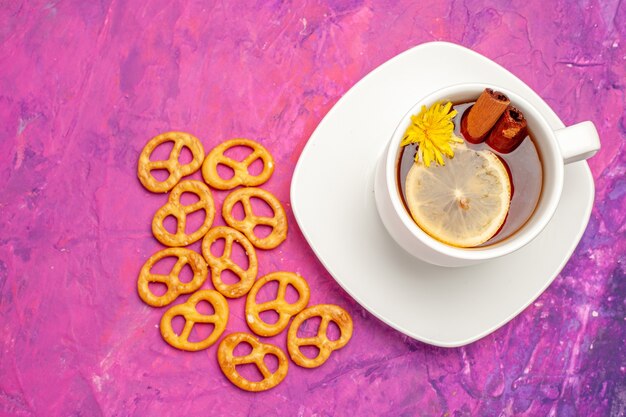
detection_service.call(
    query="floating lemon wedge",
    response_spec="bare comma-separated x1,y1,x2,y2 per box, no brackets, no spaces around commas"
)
405,147,511,247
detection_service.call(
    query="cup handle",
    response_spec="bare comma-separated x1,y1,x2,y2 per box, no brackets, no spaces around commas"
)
554,121,600,165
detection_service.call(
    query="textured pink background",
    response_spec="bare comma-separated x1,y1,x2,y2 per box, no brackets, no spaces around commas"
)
1,1,625,416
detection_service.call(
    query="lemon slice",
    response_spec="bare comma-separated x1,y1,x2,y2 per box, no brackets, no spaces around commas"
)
405,147,511,247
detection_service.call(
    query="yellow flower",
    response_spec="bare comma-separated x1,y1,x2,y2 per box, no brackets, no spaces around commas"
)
400,101,463,167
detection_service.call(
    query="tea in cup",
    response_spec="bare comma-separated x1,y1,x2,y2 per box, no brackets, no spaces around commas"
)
374,83,600,267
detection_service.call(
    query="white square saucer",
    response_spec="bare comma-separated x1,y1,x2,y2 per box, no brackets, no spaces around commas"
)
290,42,594,347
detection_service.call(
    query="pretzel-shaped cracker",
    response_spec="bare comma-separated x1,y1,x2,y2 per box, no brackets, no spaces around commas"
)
137,248,208,307
160,290,229,351
138,132,205,193
152,180,215,247
217,332,288,392
202,139,274,190
222,187,287,249
245,272,310,337
201,226,258,298
287,304,353,368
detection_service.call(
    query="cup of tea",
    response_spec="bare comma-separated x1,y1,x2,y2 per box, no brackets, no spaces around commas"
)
374,83,600,267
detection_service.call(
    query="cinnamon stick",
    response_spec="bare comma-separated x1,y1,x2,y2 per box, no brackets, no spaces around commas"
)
460,88,510,143
485,105,528,153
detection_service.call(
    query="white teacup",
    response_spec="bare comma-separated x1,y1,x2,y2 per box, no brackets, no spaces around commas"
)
374,83,600,267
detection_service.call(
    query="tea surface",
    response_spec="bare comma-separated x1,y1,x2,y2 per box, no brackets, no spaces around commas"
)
398,102,543,245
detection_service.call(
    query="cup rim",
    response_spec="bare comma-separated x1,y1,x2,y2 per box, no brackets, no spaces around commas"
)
385,82,564,261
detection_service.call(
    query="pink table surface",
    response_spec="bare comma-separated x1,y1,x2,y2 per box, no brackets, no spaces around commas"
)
1,1,625,416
